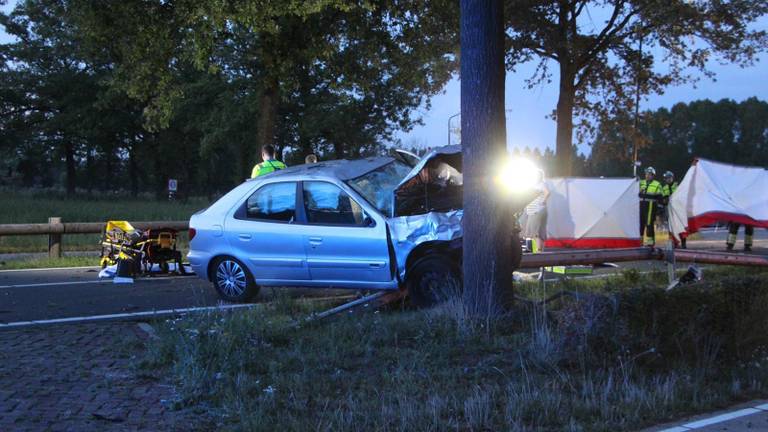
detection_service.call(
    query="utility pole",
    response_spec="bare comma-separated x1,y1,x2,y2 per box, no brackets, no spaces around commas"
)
448,112,460,145
633,25,644,178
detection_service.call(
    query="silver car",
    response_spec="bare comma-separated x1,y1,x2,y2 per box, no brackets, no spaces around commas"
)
188,146,526,305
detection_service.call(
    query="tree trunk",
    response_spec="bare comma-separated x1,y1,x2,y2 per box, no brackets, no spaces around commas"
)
333,141,345,160
128,143,139,197
460,0,511,319
555,65,576,176
64,140,76,196
257,75,279,159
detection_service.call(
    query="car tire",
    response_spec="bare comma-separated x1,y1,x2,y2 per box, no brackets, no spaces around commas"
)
211,256,259,303
407,254,461,308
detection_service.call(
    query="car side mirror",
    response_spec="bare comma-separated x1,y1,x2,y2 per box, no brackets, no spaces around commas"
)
362,213,375,227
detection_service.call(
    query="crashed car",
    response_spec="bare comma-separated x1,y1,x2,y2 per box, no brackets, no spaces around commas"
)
188,145,535,305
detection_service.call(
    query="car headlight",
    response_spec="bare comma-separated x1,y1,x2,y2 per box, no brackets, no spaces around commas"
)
495,157,541,193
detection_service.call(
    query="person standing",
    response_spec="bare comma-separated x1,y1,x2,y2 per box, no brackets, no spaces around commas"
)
727,223,754,252
661,171,678,202
522,169,549,253
251,144,287,178
639,167,663,246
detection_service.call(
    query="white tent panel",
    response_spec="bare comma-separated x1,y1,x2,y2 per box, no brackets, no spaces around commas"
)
543,177,641,248
669,159,768,240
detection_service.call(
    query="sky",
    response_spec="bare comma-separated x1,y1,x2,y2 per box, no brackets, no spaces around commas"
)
2,1,765,156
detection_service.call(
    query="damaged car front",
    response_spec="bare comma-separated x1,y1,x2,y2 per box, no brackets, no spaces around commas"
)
347,145,537,306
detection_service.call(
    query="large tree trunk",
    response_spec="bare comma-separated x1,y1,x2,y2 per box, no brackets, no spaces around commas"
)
64,140,76,196
128,143,139,197
333,141,345,160
257,75,279,159
460,0,511,318
555,64,576,176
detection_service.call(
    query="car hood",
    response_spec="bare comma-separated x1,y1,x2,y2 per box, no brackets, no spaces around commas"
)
392,145,462,217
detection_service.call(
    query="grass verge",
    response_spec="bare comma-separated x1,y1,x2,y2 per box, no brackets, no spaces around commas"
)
143,268,768,431
0,189,209,253
0,255,100,270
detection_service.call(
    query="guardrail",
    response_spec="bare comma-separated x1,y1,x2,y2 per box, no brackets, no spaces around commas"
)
0,218,189,258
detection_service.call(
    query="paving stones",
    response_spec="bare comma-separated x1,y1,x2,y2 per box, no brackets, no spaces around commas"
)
0,323,203,431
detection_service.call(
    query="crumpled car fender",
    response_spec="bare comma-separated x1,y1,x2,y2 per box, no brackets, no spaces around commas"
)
387,209,463,280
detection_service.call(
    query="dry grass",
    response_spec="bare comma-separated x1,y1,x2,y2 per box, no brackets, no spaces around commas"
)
144,268,768,431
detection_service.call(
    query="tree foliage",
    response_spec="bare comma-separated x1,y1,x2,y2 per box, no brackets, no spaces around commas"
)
505,0,768,175
587,97,768,177
0,0,457,196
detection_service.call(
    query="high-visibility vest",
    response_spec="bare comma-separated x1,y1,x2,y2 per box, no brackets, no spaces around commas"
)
640,179,663,201
251,159,287,178
662,181,678,198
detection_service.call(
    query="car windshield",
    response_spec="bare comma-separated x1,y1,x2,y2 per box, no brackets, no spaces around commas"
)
346,160,412,216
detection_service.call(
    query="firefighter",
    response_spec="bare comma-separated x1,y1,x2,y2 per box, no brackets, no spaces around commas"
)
251,144,287,178
661,171,678,206
727,223,754,252
639,166,663,246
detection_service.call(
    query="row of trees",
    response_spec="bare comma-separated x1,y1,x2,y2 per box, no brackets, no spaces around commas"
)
0,0,458,196
1,0,765,197
587,98,768,178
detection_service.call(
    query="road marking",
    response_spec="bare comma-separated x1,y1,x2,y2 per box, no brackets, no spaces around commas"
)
657,406,766,431
683,408,761,429
0,266,99,273
0,276,193,290
0,303,259,328
0,295,354,329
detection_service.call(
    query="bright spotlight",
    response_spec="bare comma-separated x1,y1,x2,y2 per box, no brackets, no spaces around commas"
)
495,157,542,193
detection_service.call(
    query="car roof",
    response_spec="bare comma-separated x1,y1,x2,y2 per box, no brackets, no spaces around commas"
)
251,156,396,181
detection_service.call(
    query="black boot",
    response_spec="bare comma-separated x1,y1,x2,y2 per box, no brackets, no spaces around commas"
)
745,245,752,252
726,243,734,251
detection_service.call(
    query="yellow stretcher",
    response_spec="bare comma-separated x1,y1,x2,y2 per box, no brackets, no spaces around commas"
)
100,220,185,276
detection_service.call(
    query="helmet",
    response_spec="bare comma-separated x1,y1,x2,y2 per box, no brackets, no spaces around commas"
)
645,167,656,175
663,170,674,178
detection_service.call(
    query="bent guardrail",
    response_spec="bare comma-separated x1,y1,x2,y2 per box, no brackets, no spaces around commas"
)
0,218,189,258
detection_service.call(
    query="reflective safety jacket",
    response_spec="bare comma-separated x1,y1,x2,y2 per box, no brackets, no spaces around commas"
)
639,179,663,202
251,159,287,178
662,181,678,198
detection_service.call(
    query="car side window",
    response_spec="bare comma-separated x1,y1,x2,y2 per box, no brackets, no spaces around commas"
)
245,182,296,222
303,181,365,226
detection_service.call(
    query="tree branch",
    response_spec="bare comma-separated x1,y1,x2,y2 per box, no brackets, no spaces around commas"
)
576,0,635,69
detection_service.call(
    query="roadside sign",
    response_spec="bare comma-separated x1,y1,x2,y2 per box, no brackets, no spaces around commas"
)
168,179,178,192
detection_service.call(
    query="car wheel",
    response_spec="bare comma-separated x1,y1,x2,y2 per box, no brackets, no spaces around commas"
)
407,254,461,308
212,257,259,302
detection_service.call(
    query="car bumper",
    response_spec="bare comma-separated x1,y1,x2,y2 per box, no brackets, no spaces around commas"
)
187,250,214,281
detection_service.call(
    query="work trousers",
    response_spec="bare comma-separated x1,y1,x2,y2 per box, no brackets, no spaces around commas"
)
639,200,657,244
727,223,754,248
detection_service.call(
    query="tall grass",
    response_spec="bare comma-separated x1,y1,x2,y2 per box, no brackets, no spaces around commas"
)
144,269,768,431
0,189,211,253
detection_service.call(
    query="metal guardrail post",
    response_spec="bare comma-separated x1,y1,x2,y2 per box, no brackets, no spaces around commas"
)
48,217,62,258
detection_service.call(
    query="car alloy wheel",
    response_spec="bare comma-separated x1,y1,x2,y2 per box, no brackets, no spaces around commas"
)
216,259,247,298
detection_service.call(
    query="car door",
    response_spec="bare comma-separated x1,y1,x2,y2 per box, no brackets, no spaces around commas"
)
300,181,393,286
225,181,310,283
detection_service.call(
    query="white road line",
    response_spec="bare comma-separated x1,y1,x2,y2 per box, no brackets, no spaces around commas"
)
682,408,761,429
0,276,194,290
657,405,767,431
0,266,99,273
0,295,354,329
0,303,259,328
0,280,110,289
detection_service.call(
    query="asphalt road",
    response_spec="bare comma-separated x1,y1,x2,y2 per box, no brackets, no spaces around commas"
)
0,227,766,326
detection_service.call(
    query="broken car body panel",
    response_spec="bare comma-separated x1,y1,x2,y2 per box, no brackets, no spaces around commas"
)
386,145,464,279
